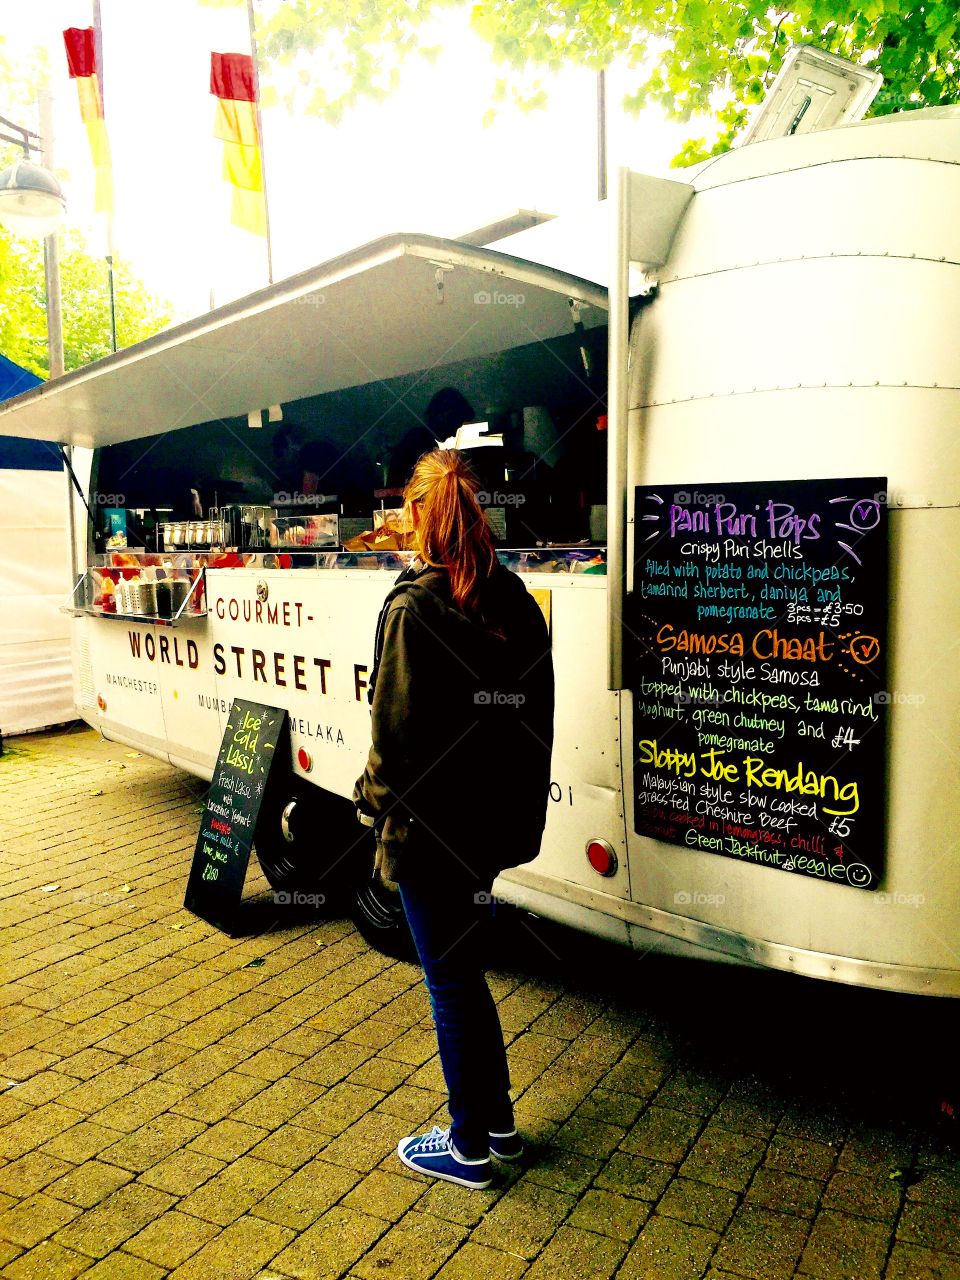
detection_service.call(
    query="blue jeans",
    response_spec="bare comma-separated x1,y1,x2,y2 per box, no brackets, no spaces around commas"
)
399,868,514,1160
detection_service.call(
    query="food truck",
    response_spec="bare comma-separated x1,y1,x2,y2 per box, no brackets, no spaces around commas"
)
2,50,958,996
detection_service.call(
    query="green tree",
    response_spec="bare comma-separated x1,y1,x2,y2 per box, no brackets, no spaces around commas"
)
239,0,959,163
0,35,175,379
0,230,175,379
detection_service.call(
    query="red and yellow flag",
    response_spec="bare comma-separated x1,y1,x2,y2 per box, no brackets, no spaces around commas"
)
63,27,113,215
210,51,266,237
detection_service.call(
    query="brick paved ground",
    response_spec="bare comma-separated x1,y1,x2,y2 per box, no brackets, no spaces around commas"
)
1,725,958,1280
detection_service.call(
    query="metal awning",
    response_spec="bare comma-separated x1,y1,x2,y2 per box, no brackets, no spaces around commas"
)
0,232,608,450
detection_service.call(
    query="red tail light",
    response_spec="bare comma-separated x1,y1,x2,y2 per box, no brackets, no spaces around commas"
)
586,839,618,877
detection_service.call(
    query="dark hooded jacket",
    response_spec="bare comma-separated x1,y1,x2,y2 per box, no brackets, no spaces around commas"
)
353,558,554,884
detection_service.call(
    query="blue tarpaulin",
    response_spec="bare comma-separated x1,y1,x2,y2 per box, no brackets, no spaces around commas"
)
0,354,62,471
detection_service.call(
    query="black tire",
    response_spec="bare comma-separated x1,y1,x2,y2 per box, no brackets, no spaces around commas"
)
348,838,417,961
253,783,354,903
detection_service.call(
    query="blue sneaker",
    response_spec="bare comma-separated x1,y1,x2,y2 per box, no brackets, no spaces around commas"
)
397,1126,492,1188
488,1129,524,1162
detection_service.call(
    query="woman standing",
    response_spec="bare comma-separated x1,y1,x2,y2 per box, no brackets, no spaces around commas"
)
354,449,554,1188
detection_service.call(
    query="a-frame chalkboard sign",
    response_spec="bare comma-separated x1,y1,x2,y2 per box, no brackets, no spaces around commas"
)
184,699,289,933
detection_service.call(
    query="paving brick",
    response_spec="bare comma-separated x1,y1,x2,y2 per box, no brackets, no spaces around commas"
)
58,1047,123,1080
248,1123,330,1169
353,1209,468,1280
885,1241,960,1279
53,1181,175,1258
124,1209,221,1269
92,1079,190,1132
269,1204,387,1279
568,1187,649,1240
297,1081,386,1134
345,1055,415,1092
745,1166,823,1218
74,1251,166,1279
433,1240,529,1280
593,1152,674,1202
680,1123,766,1192
56,1065,157,1115
898,1201,960,1253
178,1154,290,1225
524,1224,629,1280
712,1203,810,1279
617,1214,720,1280
40,1119,122,1163
472,1176,576,1259
45,1158,134,1208
187,1118,268,1161
3,1239,93,1280
171,1070,269,1123
765,1133,838,1181
575,1088,646,1129
229,1076,325,1129
313,1109,412,1173
0,1102,86,1160
138,1147,226,1194
524,1148,603,1197
620,1105,702,1164
0,1049,63,1080
341,1168,426,1222
375,1084,445,1125
822,1169,902,1222
800,1208,893,1279
234,1048,305,1080
9,1070,81,1107
252,1156,361,1230
654,1070,727,1116
158,1044,247,1091
98,1113,206,1173
0,1150,74,1198
0,1191,82,1247
657,1176,740,1234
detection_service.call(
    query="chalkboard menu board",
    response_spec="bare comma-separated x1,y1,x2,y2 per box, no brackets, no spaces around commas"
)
185,699,289,932
630,478,887,890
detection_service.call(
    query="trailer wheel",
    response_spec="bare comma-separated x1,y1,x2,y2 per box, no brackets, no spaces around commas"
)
253,784,353,901
349,842,416,961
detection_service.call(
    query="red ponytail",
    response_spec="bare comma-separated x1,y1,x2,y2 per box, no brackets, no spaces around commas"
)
404,449,498,619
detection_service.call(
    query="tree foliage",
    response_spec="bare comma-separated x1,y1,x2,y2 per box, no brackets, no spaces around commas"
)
245,0,958,163
0,230,176,380
0,36,175,380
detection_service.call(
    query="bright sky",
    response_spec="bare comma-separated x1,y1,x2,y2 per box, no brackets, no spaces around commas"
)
1,0,718,320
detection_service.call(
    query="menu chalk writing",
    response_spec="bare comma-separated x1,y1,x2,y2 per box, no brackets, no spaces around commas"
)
630,478,887,890
184,699,288,932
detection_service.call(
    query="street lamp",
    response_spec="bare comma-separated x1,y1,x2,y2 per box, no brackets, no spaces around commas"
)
0,99,66,379
0,158,67,238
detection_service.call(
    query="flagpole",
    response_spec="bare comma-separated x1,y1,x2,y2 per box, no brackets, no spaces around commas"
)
93,0,117,351
245,0,274,284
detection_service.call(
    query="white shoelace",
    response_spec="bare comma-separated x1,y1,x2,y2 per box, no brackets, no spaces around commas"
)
415,1126,450,1153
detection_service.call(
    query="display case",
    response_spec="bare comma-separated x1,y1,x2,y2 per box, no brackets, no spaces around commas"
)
65,556,207,624
270,513,339,548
